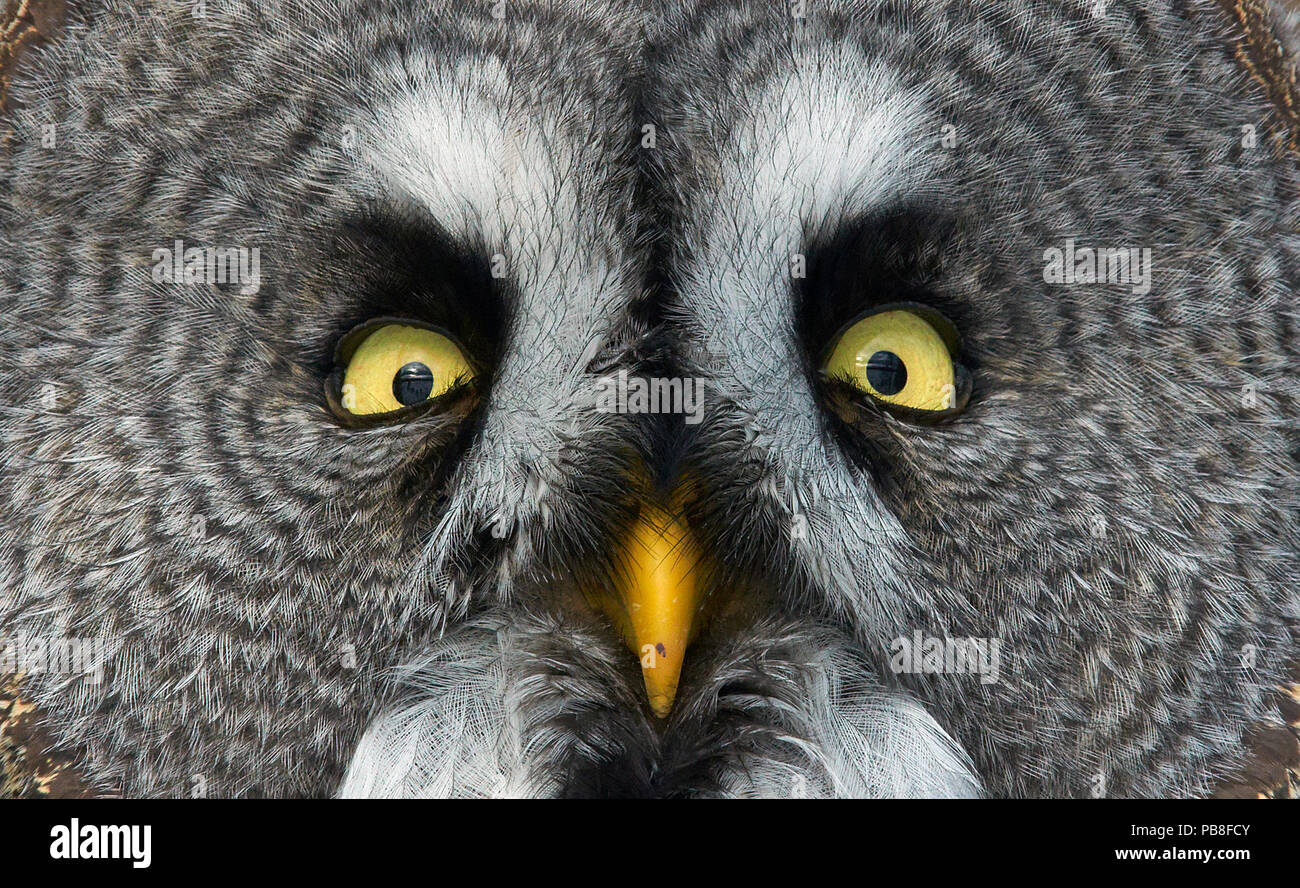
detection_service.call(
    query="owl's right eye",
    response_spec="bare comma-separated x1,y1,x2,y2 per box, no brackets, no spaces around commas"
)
820,303,971,417
328,320,474,418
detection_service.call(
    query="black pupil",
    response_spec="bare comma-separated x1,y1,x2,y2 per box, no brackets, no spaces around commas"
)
392,361,435,405
865,350,907,396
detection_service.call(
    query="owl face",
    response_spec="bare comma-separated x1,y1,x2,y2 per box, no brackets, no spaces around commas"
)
345,0,1300,798
1,0,1298,799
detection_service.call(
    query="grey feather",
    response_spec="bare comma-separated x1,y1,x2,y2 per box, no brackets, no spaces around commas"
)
0,0,1295,798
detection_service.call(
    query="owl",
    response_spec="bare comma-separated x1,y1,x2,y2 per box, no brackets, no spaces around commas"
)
1,0,1298,799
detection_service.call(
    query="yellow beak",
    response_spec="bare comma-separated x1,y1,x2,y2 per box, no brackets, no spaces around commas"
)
590,496,705,718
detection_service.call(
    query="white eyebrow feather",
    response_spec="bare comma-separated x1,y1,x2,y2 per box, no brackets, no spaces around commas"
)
363,54,572,259
718,49,933,250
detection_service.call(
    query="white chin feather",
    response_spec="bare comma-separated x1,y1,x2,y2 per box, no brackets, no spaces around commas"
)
338,620,981,799
338,626,554,799
716,649,983,799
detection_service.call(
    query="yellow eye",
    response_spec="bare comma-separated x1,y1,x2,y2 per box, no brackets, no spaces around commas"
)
823,308,958,412
339,323,472,416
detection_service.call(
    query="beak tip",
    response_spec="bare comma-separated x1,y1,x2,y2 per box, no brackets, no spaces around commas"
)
647,693,674,719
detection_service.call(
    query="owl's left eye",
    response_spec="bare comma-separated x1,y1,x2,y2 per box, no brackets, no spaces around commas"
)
822,305,969,415
330,320,474,417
